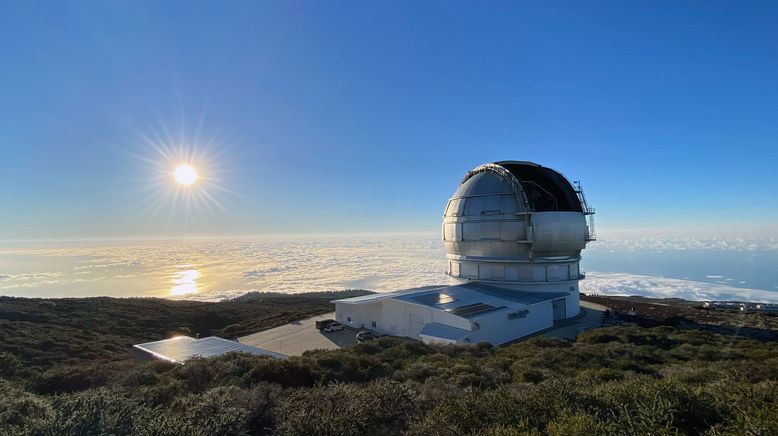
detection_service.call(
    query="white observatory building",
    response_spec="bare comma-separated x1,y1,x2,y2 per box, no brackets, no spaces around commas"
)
334,161,595,345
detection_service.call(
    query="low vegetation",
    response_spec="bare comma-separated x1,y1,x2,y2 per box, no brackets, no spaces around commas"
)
0,292,365,372
1,294,777,435
585,294,778,341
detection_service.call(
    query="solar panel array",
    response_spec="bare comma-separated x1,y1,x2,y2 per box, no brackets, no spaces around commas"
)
134,336,287,363
446,302,505,318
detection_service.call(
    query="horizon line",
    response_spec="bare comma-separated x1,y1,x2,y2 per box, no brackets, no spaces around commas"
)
0,230,443,245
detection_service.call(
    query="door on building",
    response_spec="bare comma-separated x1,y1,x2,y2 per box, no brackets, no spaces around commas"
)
552,299,567,320
409,313,425,338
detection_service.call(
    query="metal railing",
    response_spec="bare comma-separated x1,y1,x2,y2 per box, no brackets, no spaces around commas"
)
574,181,596,241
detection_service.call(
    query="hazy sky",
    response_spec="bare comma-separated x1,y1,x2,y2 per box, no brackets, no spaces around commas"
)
2,1,777,240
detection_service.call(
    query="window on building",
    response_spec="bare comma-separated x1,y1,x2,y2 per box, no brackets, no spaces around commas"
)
347,316,351,322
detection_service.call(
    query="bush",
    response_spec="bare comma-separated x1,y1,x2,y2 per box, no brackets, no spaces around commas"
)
0,381,55,432
0,353,21,378
30,364,115,394
594,376,723,434
2,294,778,436
546,411,609,435
153,385,268,435
408,383,580,434
275,380,418,436
36,389,154,435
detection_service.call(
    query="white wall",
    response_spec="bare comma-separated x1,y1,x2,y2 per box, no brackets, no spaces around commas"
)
565,287,580,318
377,300,471,339
337,299,473,340
337,298,555,345
467,301,553,345
335,302,381,329
380,300,410,336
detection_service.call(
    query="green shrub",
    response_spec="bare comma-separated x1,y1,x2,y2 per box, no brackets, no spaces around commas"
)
517,367,545,384
30,364,115,394
546,411,610,435
275,379,418,436
36,389,154,435
594,376,723,434
0,381,55,433
408,383,581,435
477,424,541,436
0,353,22,378
2,295,778,435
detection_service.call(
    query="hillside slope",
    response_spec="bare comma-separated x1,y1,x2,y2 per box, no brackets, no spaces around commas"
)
0,293,776,435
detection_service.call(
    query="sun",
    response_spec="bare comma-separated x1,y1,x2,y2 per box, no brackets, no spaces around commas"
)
174,164,198,186
132,120,237,222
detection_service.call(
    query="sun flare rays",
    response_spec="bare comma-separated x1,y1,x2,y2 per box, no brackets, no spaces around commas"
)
126,117,239,230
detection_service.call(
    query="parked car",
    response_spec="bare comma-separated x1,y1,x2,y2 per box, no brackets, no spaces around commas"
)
315,319,336,331
323,322,345,332
356,330,382,343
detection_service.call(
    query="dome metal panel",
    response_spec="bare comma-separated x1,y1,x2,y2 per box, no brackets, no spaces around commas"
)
442,160,593,289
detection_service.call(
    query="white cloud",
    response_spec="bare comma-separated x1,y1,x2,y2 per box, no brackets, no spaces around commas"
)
1,238,776,304
0,238,447,300
589,237,778,252
581,272,778,304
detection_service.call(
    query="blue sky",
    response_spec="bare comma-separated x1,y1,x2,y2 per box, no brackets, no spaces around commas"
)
1,1,777,240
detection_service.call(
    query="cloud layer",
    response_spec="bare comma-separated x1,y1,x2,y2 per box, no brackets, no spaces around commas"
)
1,237,776,303
589,237,778,252
581,272,778,304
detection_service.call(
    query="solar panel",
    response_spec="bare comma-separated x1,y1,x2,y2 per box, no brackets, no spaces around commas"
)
438,294,455,304
446,303,504,318
133,336,287,362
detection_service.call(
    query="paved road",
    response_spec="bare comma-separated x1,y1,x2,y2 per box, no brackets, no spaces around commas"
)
238,312,357,356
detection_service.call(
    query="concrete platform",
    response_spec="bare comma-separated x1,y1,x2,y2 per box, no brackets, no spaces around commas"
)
237,301,610,356
238,312,356,356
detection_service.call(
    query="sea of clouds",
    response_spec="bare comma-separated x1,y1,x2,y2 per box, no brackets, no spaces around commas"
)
580,272,778,303
1,236,776,303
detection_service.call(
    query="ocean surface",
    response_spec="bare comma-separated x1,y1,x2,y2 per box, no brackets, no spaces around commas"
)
1,236,777,303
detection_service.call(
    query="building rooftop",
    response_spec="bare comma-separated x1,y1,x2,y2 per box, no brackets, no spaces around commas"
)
133,336,287,363
336,283,567,320
331,285,442,305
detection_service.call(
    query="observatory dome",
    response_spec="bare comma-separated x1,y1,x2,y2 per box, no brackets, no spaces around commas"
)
442,161,595,301
332,160,597,346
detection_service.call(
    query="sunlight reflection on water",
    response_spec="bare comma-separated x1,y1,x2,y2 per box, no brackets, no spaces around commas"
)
170,269,200,296
0,237,776,302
